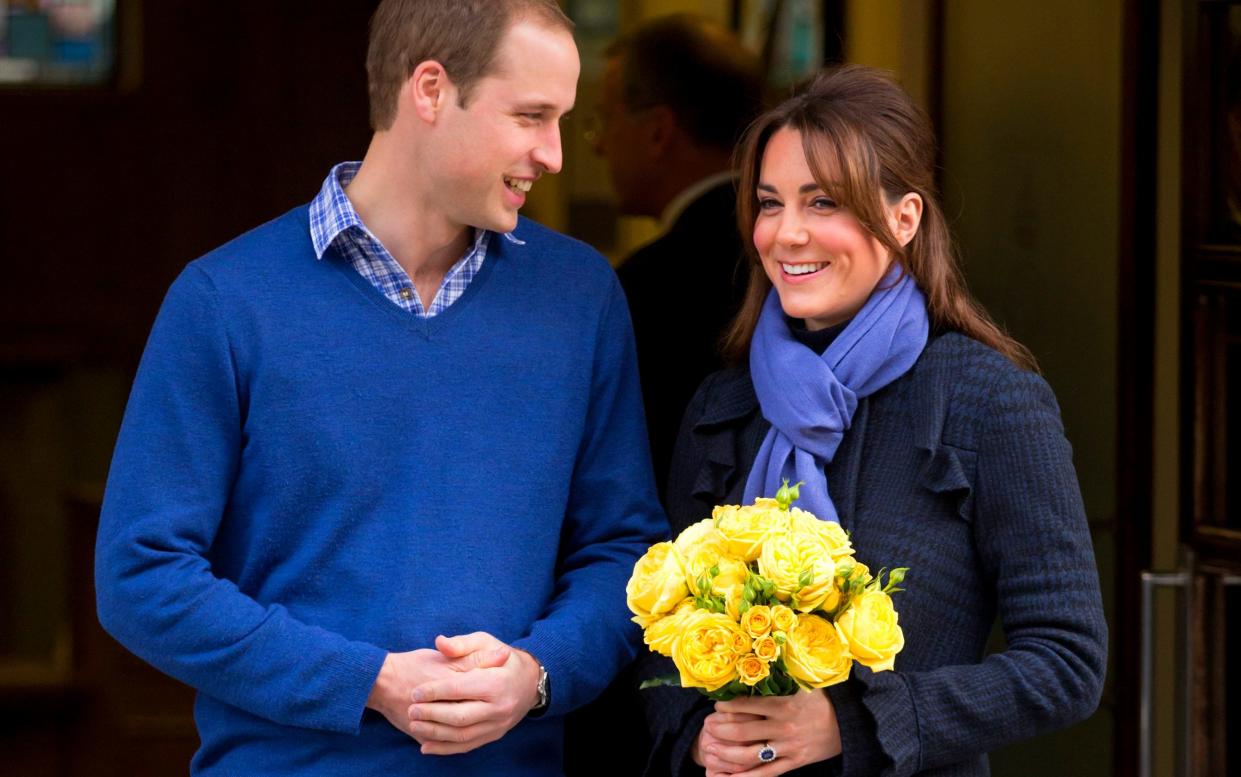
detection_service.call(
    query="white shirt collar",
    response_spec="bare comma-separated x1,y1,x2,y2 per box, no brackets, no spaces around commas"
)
658,170,737,233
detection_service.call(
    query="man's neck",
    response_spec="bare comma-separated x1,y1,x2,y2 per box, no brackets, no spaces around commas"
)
345,137,473,286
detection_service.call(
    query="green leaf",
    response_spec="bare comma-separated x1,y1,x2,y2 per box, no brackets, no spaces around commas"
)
639,674,680,690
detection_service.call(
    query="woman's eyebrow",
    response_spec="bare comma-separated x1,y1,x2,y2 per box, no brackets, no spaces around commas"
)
756,182,823,193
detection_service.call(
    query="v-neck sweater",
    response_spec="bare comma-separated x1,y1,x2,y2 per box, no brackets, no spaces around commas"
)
96,206,666,776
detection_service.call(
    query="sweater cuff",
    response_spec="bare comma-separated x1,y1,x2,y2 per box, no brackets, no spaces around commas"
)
832,665,920,776
338,641,390,735
670,704,711,777
511,632,577,718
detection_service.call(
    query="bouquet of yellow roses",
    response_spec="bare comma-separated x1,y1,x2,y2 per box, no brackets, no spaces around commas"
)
626,481,907,700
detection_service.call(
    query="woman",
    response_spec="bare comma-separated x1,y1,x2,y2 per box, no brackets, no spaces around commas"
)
644,65,1107,777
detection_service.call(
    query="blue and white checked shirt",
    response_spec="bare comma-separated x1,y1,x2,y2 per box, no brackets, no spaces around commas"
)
308,161,523,317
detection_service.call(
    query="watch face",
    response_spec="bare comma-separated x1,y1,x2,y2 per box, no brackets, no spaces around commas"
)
537,668,550,707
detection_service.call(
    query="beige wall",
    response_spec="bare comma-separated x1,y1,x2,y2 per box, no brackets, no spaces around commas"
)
843,0,936,114
938,1,1122,774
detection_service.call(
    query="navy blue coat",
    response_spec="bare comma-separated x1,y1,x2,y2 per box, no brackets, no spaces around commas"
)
643,332,1107,777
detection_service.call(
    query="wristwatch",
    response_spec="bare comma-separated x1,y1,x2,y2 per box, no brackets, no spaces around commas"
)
528,661,551,717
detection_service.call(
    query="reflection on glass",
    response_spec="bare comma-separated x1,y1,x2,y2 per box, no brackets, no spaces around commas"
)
740,0,825,88
0,0,114,86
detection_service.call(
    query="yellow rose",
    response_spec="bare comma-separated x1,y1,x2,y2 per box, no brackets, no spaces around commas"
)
682,543,743,597
770,604,798,633
729,628,753,655
741,605,773,638
713,501,787,561
757,529,837,612
643,598,698,658
753,635,779,662
705,555,750,619
789,509,854,559
737,653,771,686
674,518,725,556
672,610,747,692
836,590,905,671
627,542,690,627
783,613,853,688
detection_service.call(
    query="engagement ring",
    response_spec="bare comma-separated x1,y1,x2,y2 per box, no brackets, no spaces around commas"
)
758,743,777,763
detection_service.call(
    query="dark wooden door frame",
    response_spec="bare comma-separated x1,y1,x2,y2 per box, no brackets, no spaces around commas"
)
1116,0,1160,775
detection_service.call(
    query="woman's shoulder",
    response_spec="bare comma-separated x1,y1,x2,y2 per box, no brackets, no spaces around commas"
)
907,331,1062,447
685,366,759,429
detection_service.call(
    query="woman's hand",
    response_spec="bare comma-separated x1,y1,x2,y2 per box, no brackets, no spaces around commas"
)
696,690,842,776
694,711,765,775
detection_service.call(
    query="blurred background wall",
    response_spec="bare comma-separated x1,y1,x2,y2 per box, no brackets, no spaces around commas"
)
0,1,1237,775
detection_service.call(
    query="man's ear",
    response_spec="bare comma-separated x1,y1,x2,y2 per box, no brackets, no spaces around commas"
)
645,105,678,158
890,192,923,248
404,60,455,124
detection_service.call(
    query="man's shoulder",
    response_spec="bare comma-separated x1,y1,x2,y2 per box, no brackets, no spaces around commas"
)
190,205,313,282
508,216,617,287
510,216,606,260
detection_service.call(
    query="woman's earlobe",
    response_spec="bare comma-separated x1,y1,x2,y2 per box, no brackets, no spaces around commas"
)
896,193,923,248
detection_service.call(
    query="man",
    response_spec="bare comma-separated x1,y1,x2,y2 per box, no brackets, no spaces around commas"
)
590,14,763,497
95,2,664,775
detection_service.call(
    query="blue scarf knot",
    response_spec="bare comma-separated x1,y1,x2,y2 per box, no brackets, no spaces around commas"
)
743,266,930,523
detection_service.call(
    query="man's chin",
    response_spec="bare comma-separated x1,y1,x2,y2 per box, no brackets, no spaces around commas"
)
484,211,520,234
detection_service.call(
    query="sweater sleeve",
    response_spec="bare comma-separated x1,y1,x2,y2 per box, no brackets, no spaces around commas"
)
512,275,668,716
827,368,1108,776
95,266,388,734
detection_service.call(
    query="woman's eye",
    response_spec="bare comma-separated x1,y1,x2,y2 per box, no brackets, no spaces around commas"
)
757,198,781,210
811,197,838,209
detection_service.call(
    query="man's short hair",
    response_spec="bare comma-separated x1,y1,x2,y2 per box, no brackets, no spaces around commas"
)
366,0,575,131
606,14,763,150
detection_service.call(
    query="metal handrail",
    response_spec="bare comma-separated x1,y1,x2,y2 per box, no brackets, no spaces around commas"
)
1139,571,1241,777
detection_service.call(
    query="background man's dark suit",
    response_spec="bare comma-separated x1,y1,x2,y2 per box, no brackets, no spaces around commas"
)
617,181,748,499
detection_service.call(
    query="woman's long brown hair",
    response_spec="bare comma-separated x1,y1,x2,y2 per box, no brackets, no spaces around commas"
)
722,65,1038,372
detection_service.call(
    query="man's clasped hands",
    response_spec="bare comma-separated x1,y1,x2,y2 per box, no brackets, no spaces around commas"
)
365,632,543,756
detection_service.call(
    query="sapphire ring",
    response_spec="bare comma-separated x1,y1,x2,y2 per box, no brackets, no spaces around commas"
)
758,743,777,763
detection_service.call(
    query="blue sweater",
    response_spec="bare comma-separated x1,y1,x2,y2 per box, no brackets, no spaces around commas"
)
96,207,667,775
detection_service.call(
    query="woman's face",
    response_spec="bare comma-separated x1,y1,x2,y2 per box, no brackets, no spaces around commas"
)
752,127,901,331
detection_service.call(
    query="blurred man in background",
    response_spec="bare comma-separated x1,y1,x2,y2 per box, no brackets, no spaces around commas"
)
590,14,764,499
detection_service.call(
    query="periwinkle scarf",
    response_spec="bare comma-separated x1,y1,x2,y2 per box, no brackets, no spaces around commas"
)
743,265,930,523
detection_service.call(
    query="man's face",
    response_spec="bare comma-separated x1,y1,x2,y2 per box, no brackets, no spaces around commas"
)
591,55,658,217
431,20,579,234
